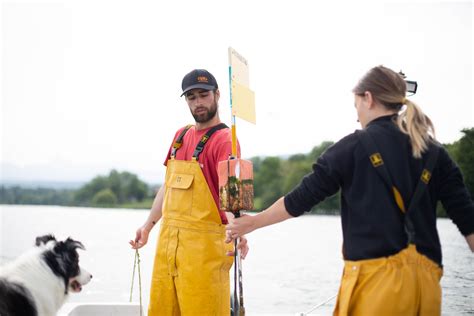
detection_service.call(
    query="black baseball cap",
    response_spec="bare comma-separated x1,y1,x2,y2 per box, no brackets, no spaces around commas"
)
181,69,218,97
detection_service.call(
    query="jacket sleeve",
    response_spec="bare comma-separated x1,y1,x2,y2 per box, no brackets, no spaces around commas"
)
437,147,474,236
284,136,353,217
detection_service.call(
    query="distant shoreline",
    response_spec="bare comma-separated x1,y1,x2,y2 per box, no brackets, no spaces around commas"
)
0,203,342,216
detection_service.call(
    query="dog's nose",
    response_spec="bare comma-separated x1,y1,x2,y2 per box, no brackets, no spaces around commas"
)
90,274,93,279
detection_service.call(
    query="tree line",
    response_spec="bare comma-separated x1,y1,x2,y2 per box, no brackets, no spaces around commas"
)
1,128,473,215
251,141,340,214
1,170,153,208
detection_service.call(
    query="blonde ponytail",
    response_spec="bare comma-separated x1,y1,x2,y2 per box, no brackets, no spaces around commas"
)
396,99,436,158
353,66,437,159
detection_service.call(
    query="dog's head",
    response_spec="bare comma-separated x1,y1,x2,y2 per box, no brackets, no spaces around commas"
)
35,235,92,294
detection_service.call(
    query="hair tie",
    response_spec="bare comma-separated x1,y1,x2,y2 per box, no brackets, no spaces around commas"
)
401,97,407,104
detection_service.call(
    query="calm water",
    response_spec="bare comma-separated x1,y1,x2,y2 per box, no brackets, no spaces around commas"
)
1,205,473,315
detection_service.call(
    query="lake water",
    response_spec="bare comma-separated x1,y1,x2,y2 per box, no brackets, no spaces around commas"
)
1,205,473,315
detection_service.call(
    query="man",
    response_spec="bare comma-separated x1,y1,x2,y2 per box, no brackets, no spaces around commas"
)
130,69,248,315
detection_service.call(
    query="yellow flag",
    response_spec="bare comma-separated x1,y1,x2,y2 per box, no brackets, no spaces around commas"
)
232,81,256,124
228,47,256,124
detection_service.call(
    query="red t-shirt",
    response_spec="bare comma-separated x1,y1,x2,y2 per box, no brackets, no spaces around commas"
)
164,124,241,224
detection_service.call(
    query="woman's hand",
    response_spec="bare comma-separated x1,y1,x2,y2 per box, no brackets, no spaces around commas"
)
226,214,257,240
226,198,293,242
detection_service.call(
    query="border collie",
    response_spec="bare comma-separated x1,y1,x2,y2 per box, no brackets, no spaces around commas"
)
0,234,92,316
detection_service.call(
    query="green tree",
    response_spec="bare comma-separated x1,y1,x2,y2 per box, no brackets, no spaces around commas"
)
74,176,108,204
108,170,124,202
254,157,284,209
282,157,312,194
74,170,149,205
309,141,334,162
444,141,460,162
456,128,474,198
118,171,148,202
438,128,474,217
0,186,75,205
92,188,118,206
126,176,148,201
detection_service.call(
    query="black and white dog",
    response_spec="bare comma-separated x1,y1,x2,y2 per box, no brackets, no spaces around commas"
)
0,234,92,316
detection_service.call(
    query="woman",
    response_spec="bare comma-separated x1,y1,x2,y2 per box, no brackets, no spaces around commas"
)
226,65,474,316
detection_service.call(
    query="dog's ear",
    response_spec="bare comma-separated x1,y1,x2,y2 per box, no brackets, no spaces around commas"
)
64,237,86,251
35,234,57,246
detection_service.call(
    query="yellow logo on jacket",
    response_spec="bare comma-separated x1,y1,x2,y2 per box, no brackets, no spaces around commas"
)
370,153,384,167
421,169,431,184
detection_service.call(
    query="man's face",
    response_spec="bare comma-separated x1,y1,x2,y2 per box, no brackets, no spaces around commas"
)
185,89,219,123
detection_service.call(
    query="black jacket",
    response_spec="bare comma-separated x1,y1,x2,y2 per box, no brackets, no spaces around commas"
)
284,115,474,266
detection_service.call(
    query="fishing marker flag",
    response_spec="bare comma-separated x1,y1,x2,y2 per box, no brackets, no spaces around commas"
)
228,47,256,124
225,47,254,316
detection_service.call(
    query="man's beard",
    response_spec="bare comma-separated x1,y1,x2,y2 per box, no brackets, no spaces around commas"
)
192,101,218,123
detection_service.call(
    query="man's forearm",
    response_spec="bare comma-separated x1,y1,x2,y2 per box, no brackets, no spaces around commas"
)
144,185,165,230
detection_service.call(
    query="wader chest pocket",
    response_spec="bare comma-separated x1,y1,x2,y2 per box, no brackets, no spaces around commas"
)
167,173,194,189
165,173,194,214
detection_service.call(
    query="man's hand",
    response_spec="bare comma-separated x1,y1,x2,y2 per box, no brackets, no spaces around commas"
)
129,225,151,249
225,234,249,259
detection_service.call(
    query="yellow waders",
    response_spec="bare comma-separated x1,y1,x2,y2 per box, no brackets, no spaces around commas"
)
148,157,234,316
333,245,443,316
342,130,444,315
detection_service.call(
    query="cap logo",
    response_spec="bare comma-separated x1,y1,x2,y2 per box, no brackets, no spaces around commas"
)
197,76,209,83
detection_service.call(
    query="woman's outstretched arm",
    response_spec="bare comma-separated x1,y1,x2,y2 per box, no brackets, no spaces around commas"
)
226,197,294,238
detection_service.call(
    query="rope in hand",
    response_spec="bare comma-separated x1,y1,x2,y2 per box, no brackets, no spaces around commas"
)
130,248,143,316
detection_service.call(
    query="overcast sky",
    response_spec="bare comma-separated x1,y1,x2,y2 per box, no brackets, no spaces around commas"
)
1,0,472,184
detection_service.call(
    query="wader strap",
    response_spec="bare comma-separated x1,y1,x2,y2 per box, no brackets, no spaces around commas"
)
171,124,193,158
356,130,406,212
404,144,439,243
357,129,440,244
192,123,228,161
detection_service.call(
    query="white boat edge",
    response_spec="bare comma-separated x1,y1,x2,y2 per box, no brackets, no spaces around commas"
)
58,302,323,316
58,302,143,316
